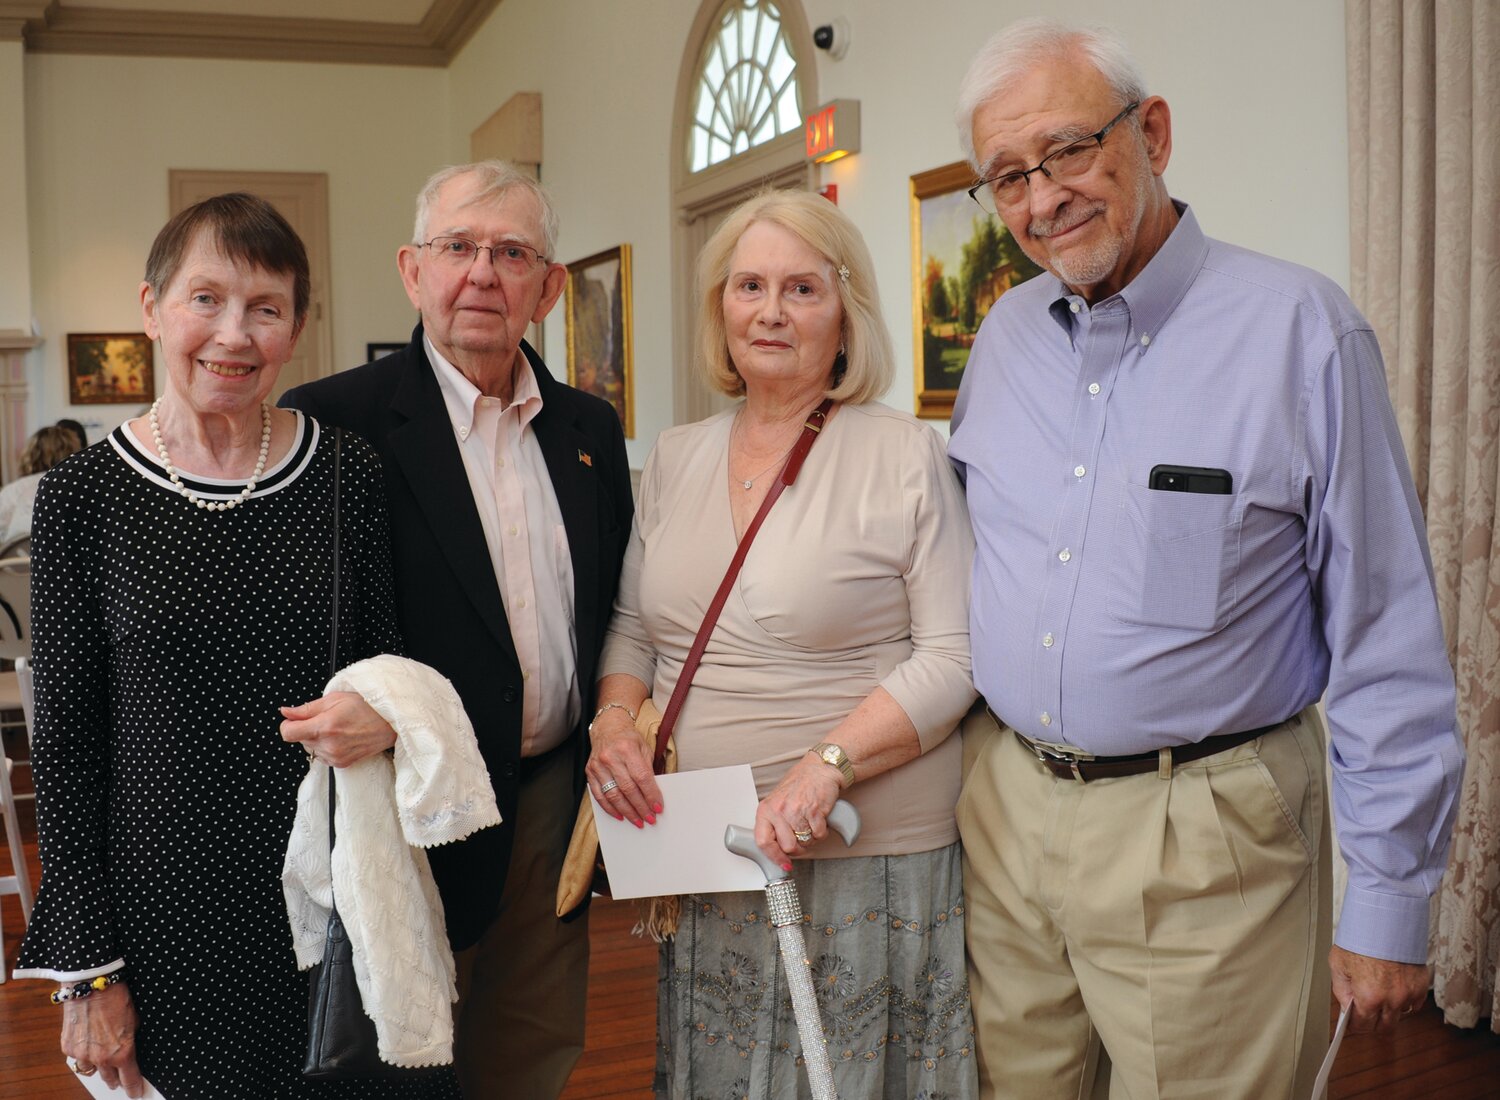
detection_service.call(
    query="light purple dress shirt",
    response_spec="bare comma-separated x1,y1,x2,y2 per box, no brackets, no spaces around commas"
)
949,203,1463,964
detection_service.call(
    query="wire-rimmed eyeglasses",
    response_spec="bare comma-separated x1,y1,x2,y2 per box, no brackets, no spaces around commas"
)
420,235,548,273
968,101,1140,215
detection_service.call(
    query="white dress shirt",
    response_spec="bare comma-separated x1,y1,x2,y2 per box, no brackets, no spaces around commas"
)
428,335,580,756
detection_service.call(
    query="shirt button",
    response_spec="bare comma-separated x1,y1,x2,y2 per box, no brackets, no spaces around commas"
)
1088,382,1101,395
498,457,506,468
1058,549,1071,563
1140,334,1151,346
1040,712,1052,727
458,426,469,440
1073,465,1086,478
1042,633,1054,648
1070,302,1081,314
522,670,531,681
517,597,527,609
508,525,518,536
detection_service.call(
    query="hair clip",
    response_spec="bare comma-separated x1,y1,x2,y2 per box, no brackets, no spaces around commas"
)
837,264,850,283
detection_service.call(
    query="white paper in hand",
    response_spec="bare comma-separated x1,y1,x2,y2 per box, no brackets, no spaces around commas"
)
68,1062,166,1100
590,765,767,899
1310,1005,1349,1100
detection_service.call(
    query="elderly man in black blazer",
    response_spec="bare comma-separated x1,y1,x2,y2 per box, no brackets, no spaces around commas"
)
282,161,631,1099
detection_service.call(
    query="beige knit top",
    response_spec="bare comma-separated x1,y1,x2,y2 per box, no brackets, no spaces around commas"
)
600,401,976,858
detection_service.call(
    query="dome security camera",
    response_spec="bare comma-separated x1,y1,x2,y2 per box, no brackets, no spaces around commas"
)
812,18,851,60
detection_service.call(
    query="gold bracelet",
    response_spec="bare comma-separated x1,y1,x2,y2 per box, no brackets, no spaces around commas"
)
589,701,637,734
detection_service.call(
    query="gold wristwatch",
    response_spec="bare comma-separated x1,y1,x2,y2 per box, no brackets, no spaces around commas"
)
810,742,855,787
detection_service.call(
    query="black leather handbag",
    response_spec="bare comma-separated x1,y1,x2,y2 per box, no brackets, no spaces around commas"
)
302,430,437,1080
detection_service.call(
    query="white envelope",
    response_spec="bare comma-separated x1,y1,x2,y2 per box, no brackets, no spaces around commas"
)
68,1062,166,1100
590,765,768,899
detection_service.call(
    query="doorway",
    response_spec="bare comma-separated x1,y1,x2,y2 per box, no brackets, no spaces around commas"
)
169,170,333,402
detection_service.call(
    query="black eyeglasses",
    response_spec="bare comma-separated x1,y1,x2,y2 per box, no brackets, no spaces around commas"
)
968,101,1140,214
420,235,548,272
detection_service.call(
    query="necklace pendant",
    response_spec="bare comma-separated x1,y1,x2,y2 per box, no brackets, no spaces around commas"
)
742,479,753,490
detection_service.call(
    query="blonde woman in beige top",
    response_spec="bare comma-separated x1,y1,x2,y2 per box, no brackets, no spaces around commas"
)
587,191,979,1100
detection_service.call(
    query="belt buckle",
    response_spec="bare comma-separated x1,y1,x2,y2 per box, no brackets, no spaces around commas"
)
1023,736,1094,781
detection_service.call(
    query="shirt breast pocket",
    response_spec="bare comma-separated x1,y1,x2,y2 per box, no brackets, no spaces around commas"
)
1107,482,1241,632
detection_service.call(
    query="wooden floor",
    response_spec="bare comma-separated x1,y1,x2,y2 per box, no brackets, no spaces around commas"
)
3,741,1498,1099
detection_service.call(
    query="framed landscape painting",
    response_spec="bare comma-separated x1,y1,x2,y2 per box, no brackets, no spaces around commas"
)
67,333,155,405
565,244,634,437
910,161,1043,418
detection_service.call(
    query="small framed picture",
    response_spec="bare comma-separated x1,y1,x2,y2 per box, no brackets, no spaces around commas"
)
910,162,1044,418
67,333,155,405
564,244,634,438
366,342,406,362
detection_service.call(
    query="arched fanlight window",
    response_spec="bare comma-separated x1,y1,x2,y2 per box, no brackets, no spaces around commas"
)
689,0,802,172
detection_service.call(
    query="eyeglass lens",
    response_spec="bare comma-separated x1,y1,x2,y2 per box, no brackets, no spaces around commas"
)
428,236,542,271
980,141,1103,213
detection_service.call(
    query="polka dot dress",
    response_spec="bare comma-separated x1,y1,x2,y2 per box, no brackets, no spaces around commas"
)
16,415,460,1099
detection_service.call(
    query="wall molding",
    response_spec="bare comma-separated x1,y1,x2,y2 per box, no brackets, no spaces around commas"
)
0,0,501,66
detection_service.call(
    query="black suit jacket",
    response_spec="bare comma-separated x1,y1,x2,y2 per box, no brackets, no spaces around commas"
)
282,323,632,949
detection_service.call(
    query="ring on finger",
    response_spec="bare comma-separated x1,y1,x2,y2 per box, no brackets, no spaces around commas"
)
73,1063,98,1077
793,827,814,843
599,779,620,795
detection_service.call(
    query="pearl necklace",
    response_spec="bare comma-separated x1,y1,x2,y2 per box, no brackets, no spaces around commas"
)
148,398,271,512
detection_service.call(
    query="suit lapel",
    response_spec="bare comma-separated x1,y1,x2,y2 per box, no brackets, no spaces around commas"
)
527,347,602,669
386,342,517,660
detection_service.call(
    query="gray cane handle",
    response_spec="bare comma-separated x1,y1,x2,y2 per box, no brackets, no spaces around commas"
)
724,800,863,882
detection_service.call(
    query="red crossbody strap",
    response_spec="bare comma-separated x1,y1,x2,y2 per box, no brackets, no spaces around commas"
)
652,398,833,773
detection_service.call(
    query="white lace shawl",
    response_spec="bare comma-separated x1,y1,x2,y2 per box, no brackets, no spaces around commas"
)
281,655,502,1068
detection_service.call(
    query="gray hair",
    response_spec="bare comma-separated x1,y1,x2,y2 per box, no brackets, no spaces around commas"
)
411,160,561,259
955,18,1148,169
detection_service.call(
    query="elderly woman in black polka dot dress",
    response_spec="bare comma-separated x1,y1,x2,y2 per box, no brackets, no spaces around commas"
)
12,194,461,1099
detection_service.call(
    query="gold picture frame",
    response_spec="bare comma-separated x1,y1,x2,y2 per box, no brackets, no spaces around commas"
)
910,162,1043,418
67,332,155,405
564,244,634,438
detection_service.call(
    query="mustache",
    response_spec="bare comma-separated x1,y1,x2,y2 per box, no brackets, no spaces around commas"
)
1029,201,1106,239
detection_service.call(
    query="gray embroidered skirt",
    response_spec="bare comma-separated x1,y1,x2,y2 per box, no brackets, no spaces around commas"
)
655,841,977,1100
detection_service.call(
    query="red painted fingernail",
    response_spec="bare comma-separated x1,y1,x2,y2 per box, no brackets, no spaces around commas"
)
633,819,644,829
782,863,793,872
653,802,663,814
645,814,656,825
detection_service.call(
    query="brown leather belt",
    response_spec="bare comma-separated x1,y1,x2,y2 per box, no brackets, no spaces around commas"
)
1013,720,1285,782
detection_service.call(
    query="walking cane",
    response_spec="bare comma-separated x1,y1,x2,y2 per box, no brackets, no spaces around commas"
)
724,801,862,1100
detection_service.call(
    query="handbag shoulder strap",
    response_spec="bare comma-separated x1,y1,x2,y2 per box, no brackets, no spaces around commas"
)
652,398,832,772
327,427,342,849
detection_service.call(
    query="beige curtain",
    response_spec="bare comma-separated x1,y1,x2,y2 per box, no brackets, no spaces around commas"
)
1347,0,1500,1031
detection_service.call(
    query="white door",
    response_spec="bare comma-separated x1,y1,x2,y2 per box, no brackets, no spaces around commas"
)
168,170,333,402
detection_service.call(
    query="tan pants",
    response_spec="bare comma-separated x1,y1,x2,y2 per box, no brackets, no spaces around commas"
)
453,745,590,1100
958,710,1332,1100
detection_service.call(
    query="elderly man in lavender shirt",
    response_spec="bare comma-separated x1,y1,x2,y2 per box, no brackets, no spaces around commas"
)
947,19,1464,1100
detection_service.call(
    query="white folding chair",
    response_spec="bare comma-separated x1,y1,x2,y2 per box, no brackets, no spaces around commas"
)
0,552,30,663
0,661,34,980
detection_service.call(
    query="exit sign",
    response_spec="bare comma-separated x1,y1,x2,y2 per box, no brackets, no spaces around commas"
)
805,100,860,164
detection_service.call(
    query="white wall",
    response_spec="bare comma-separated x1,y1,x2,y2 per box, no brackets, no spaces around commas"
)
0,42,33,331
17,0,1348,455
445,0,688,468
23,52,449,436
448,0,1349,462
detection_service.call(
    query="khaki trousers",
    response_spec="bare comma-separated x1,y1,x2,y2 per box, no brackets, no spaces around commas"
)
453,745,590,1100
957,710,1331,1100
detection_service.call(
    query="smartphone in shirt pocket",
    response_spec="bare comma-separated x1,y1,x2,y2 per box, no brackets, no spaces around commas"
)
1108,465,1241,631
